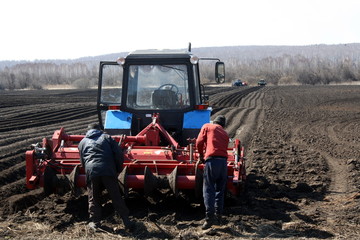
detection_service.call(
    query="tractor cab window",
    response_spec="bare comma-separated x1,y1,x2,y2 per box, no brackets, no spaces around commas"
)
126,64,190,110
100,64,123,104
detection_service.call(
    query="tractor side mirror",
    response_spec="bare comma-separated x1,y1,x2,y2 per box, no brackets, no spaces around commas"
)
215,62,225,84
202,95,209,103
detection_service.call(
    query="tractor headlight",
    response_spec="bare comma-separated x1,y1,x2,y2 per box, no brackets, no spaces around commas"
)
190,55,199,64
116,57,126,65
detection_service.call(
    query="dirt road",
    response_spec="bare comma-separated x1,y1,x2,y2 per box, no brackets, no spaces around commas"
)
0,85,359,239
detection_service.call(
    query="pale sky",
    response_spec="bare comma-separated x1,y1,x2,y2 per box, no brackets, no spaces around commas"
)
1,0,359,61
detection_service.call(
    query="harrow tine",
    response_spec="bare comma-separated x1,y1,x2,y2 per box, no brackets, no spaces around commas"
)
195,161,203,199
43,166,58,195
118,166,129,198
168,166,178,197
69,165,81,197
144,166,158,196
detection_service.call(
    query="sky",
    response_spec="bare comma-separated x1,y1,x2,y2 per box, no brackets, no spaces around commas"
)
1,0,359,61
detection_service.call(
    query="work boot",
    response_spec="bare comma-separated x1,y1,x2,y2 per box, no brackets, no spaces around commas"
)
215,214,223,225
88,221,100,231
202,216,216,230
122,216,136,232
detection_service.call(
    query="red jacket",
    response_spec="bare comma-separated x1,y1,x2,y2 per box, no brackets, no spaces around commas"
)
196,123,229,160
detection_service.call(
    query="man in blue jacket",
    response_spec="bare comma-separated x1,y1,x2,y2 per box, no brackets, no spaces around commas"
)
79,123,134,231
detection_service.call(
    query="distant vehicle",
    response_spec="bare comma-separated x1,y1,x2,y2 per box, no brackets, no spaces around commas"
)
232,79,247,86
258,79,267,86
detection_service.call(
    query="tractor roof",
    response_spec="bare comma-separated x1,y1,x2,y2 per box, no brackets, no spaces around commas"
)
126,49,192,60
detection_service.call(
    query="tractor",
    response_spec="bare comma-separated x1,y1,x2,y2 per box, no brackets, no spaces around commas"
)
25,45,246,198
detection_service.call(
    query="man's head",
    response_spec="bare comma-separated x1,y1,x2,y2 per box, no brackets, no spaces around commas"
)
87,123,101,130
213,115,226,127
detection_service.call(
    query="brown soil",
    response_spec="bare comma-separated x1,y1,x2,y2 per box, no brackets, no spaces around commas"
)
0,86,359,239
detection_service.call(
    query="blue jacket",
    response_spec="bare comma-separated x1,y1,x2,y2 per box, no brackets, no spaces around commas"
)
78,129,123,181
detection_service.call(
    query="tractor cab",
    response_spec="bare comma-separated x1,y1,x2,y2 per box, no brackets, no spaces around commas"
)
97,49,225,146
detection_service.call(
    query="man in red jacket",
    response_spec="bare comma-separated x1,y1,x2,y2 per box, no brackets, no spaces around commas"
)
196,115,229,230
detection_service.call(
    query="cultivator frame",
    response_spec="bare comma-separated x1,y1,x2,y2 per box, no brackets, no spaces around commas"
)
26,113,246,197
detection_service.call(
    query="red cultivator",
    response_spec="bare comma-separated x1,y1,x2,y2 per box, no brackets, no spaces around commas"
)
26,114,246,197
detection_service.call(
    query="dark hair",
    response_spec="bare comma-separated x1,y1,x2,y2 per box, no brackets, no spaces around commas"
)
213,115,226,127
87,123,101,130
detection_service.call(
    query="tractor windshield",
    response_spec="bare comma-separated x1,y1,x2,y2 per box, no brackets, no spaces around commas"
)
126,64,190,110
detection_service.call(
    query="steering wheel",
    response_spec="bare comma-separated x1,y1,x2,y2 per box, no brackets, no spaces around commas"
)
157,84,179,94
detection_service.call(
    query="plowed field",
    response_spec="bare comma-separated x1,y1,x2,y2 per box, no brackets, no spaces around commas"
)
0,85,359,239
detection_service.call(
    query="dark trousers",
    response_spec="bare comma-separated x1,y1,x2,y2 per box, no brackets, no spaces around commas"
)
87,175,129,222
203,157,228,218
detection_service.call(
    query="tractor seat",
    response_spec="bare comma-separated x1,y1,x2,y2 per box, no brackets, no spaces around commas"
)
152,89,177,108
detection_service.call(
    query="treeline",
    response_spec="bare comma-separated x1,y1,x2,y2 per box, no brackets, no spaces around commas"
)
224,53,359,85
195,44,360,85
0,62,98,90
0,44,359,90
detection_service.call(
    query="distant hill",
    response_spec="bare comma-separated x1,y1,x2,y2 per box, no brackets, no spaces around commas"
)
1,44,359,90
1,43,359,69
194,43,360,60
